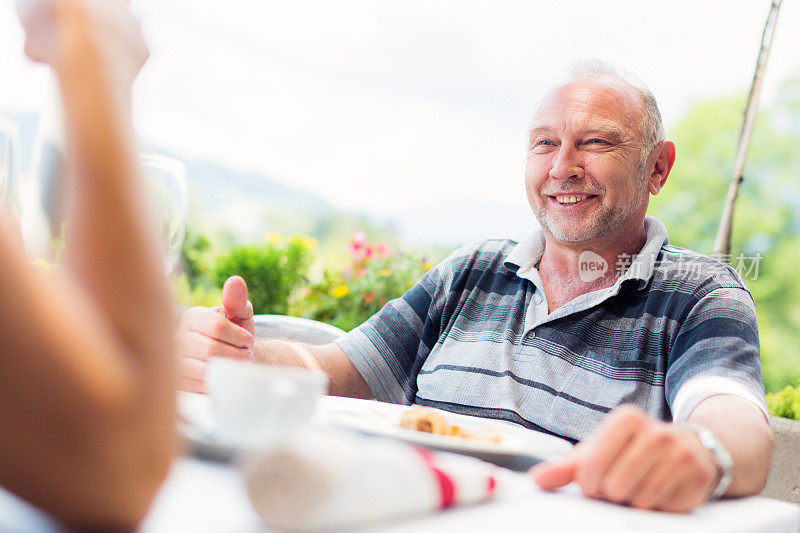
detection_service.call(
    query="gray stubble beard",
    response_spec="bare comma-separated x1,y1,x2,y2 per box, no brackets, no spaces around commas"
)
533,166,650,244
535,203,624,243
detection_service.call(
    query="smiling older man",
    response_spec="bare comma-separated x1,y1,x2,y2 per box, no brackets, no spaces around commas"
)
177,60,773,511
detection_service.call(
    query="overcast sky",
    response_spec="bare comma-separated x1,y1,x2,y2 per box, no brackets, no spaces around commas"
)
2,0,799,244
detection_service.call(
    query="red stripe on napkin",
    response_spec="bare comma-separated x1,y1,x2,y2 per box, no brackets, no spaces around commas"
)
487,473,497,498
414,447,456,509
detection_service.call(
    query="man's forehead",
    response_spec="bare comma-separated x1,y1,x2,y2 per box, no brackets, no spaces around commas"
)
530,77,644,134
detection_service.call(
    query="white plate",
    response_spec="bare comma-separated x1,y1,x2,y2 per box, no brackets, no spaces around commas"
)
178,392,573,469
312,396,573,468
177,392,236,462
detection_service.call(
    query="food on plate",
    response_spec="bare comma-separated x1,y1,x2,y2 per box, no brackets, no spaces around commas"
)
398,407,502,443
399,406,450,434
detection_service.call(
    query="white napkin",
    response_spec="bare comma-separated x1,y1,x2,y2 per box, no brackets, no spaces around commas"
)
242,429,509,530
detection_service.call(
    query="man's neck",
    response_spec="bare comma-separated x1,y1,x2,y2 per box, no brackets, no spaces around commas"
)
538,222,648,311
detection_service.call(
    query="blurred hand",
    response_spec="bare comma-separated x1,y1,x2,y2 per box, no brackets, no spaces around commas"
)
176,276,255,393
530,405,719,512
16,0,149,86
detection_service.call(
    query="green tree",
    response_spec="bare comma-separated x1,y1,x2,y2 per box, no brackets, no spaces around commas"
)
650,76,800,392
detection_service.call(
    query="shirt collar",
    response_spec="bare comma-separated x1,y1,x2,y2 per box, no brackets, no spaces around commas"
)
504,215,670,289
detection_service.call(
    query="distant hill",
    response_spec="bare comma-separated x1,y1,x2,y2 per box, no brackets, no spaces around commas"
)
183,158,332,215
3,111,529,249
143,147,337,240
2,111,337,241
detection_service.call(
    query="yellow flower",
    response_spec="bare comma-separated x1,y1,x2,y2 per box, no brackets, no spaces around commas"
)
331,285,349,298
378,269,392,277
422,262,433,270
297,236,318,250
267,233,284,244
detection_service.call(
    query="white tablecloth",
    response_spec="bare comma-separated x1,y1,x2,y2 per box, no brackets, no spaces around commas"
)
139,457,800,533
1,392,798,532
0,450,797,532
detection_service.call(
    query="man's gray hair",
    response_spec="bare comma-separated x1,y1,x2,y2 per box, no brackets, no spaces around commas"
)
565,59,665,159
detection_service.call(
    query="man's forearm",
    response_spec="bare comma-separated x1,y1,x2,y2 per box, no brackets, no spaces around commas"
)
253,339,324,372
252,339,374,399
688,394,774,497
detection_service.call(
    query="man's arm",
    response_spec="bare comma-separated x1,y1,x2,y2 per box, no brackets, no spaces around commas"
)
687,394,772,496
532,275,773,510
177,275,373,399
253,339,374,399
530,395,773,511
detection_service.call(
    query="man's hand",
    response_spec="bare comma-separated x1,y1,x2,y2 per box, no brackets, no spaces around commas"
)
176,276,255,393
530,405,719,512
16,0,149,86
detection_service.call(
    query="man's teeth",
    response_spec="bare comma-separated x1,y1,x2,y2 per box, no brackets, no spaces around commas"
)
556,195,588,205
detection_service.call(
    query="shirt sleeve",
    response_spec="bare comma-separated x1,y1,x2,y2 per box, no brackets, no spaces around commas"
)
334,258,451,404
672,375,768,421
665,285,767,420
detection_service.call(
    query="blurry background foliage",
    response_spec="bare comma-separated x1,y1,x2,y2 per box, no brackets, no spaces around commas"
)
174,71,800,416
650,70,800,397
180,234,315,316
292,232,432,331
767,382,800,421
174,230,432,331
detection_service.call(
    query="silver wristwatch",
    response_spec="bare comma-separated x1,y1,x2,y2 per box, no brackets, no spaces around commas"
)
679,422,733,499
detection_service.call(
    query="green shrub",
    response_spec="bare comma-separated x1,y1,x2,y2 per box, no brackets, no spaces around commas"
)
293,232,431,332
212,236,314,315
767,382,800,420
182,231,213,286
171,272,222,308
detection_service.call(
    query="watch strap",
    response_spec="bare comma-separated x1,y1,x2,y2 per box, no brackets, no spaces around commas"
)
676,422,733,500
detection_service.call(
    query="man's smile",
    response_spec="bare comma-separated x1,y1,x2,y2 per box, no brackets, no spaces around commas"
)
546,193,599,207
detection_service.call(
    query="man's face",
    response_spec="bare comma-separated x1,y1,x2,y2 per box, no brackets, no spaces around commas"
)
525,77,651,245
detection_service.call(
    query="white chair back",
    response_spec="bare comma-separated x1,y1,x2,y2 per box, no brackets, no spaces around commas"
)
253,315,345,345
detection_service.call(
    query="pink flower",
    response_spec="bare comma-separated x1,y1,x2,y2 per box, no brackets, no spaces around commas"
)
363,292,376,303
374,242,393,259
346,231,370,262
346,242,363,261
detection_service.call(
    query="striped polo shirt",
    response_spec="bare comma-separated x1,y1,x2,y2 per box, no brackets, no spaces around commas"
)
336,216,767,443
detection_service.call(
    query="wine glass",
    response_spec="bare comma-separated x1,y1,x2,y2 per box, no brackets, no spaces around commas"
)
139,154,188,275
0,116,21,213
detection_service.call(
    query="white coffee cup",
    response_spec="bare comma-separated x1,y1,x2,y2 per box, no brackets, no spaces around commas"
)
205,358,329,449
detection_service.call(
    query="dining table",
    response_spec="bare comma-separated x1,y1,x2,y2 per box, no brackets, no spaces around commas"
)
139,455,800,533
1,394,798,533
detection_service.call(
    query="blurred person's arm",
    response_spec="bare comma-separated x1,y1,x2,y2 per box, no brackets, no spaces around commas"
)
177,276,374,399
0,0,176,528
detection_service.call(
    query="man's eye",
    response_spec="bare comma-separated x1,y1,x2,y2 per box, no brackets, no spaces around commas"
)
536,139,553,146
587,138,606,144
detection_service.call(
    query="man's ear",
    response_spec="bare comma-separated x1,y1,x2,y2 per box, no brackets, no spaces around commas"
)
648,140,676,195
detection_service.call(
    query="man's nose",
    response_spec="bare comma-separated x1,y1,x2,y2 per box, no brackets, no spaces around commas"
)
549,146,584,181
